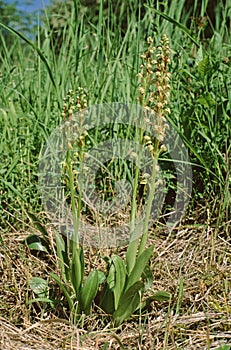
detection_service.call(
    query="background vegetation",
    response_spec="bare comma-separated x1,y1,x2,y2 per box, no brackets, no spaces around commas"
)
0,0,230,349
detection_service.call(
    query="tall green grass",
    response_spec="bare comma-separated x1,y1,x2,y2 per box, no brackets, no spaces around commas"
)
0,0,230,232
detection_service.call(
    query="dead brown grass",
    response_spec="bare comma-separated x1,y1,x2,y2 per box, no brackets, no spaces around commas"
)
0,221,231,349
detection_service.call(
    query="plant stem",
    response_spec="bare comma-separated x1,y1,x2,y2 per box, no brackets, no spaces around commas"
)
126,127,144,274
138,149,159,257
67,149,80,250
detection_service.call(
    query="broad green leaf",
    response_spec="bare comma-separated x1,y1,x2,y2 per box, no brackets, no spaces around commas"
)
79,246,85,283
50,272,74,311
197,92,216,108
28,241,48,252
198,56,210,79
29,277,48,298
215,346,231,350
141,291,171,310
113,281,144,326
55,230,69,282
97,261,116,314
142,265,153,289
107,261,116,290
61,250,70,282
111,255,127,309
71,248,83,297
97,270,106,284
126,239,139,275
98,283,115,314
55,230,66,255
24,235,48,252
149,291,171,301
80,270,99,315
126,245,154,291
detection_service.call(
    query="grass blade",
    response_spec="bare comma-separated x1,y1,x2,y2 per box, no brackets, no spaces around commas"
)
145,7,200,48
50,272,74,311
0,21,58,102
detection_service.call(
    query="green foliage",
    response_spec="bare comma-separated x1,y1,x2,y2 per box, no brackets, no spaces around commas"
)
23,212,50,252
51,234,100,319
29,277,49,298
169,38,230,220
1,0,230,328
28,277,54,307
80,270,99,315
26,219,168,324
112,281,144,327
0,0,22,47
126,245,153,291
97,244,171,326
1,0,229,230
28,230,100,321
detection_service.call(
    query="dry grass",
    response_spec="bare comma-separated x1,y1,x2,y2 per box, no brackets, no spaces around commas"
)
1,219,231,349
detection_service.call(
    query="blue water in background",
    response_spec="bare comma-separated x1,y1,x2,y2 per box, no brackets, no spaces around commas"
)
5,0,51,13
4,0,52,38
